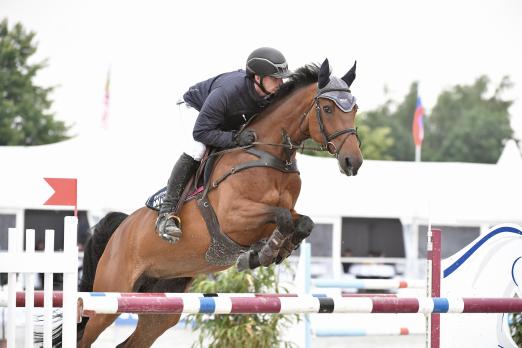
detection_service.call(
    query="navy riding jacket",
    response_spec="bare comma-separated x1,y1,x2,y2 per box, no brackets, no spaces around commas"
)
183,70,270,148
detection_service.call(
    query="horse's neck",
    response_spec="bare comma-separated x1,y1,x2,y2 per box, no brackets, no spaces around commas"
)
252,85,315,155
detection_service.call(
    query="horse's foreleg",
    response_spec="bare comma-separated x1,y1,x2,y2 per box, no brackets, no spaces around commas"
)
236,207,296,271
275,214,314,264
255,207,295,266
237,213,314,271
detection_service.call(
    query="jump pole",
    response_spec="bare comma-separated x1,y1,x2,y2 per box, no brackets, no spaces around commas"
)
76,296,522,315
0,291,403,307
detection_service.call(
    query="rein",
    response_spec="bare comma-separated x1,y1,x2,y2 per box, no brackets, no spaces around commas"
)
204,88,360,160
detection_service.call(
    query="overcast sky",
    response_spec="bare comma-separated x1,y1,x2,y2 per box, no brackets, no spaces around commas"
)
3,0,522,139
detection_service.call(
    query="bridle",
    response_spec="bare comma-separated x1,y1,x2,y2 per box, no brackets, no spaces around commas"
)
301,87,361,157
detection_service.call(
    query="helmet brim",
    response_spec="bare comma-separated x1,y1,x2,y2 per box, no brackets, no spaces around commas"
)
270,70,292,79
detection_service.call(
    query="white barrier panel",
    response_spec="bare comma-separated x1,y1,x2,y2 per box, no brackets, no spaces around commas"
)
0,216,78,348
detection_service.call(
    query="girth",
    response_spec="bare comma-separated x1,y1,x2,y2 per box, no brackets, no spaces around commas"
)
197,147,300,266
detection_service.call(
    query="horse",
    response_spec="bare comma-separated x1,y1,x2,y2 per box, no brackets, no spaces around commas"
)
74,58,363,347
441,224,522,347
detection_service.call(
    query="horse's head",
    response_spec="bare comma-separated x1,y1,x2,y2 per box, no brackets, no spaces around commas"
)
308,59,363,176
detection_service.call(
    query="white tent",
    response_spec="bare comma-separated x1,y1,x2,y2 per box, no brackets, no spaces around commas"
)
1,131,521,227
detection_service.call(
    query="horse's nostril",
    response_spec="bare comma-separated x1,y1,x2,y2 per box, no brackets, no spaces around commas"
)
345,156,352,169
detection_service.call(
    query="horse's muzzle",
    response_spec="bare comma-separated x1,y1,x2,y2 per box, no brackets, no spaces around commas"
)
338,155,362,176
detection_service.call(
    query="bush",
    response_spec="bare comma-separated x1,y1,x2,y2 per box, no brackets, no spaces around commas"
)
187,265,298,348
512,311,522,345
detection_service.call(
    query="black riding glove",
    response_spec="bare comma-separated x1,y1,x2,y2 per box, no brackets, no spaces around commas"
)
235,130,257,147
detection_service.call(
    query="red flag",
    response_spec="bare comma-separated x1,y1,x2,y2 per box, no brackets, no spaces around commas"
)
44,178,78,216
412,97,424,146
101,69,111,129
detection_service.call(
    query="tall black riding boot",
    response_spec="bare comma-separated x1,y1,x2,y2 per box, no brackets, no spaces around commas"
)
156,152,199,243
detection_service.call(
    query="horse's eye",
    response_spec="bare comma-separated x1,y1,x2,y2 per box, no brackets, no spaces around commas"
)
323,105,332,114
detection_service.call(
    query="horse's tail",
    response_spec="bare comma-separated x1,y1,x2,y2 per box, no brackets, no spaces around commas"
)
79,211,129,292
33,212,128,347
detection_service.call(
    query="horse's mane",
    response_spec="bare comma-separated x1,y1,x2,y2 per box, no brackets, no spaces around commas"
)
269,63,319,104
243,64,319,128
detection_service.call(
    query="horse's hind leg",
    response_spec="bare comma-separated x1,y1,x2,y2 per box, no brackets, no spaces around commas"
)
116,313,184,348
117,277,194,348
79,273,136,347
79,237,142,346
78,314,120,348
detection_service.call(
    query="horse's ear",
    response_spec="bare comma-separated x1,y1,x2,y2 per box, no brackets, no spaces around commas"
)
318,58,331,89
341,60,357,87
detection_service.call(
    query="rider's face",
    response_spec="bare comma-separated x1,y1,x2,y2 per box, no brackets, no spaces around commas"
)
255,75,283,96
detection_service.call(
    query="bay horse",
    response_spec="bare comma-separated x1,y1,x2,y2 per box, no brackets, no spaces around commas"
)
75,58,363,347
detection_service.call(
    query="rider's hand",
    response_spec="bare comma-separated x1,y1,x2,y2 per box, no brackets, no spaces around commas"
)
235,130,257,147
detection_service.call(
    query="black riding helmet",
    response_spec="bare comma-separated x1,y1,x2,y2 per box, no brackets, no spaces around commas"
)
246,47,291,95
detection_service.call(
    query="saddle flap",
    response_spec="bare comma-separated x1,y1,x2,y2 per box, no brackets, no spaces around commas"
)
145,187,166,211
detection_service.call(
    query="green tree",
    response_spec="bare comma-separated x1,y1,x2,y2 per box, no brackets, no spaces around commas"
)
362,78,513,163
423,76,513,163
363,83,419,161
357,114,394,160
0,18,69,146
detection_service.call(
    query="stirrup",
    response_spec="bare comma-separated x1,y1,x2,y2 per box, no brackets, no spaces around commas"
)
164,213,181,228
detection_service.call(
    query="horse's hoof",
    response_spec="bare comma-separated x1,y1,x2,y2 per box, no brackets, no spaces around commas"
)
236,253,250,272
237,251,261,271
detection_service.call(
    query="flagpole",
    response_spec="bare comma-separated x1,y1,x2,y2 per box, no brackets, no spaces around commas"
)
415,144,421,162
102,67,111,129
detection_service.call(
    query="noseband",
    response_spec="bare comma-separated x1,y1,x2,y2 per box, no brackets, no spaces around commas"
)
310,87,361,157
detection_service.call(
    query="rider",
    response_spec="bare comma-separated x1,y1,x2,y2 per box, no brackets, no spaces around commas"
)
156,47,292,243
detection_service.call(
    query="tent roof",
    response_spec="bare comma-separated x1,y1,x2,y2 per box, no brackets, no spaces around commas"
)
1,130,521,226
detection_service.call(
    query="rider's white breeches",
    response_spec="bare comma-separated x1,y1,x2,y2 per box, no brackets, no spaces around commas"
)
177,102,206,161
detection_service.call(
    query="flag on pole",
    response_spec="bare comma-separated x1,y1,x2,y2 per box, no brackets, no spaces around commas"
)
44,178,78,217
101,69,111,129
412,97,424,146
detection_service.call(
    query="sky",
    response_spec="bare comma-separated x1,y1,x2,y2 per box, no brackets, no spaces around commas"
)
2,0,522,140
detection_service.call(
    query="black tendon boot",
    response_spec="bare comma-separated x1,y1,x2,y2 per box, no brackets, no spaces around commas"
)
156,153,199,243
